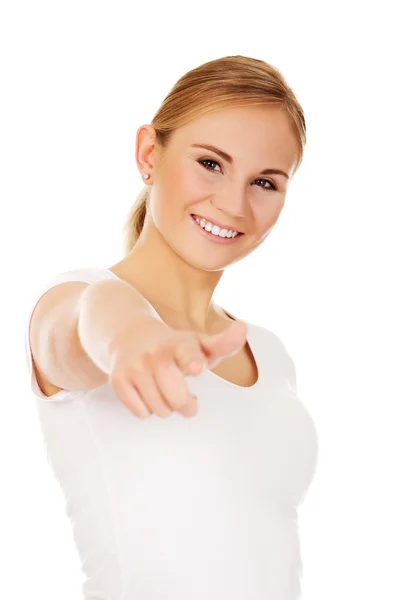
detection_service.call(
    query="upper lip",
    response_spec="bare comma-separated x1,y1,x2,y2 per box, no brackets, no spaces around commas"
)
191,213,244,234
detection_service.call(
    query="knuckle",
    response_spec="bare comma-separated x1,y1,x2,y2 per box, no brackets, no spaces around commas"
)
175,338,201,358
111,356,148,380
131,353,152,373
109,369,126,388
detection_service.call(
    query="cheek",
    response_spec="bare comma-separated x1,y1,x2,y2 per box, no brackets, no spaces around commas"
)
180,162,215,202
152,166,195,222
191,160,219,186
253,201,284,231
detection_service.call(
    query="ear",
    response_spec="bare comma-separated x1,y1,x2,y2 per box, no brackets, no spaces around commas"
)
135,124,158,176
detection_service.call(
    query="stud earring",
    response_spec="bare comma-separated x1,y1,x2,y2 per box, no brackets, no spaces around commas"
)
143,173,150,180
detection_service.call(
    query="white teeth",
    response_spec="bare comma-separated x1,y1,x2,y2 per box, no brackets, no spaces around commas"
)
194,215,240,238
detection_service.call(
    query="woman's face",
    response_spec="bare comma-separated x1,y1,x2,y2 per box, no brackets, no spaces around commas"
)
138,104,300,271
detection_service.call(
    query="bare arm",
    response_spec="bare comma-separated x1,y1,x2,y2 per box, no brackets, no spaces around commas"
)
77,279,171,376
29,278,170,394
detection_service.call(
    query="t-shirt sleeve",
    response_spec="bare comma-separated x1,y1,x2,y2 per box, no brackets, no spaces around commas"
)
261,326,297,394
278,336,297,394
24,267,117,402
274,332,297,394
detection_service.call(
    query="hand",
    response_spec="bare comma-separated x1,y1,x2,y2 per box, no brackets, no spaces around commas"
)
108,319,248,419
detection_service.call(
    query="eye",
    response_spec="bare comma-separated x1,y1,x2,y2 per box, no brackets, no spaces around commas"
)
198,159,277,192
198,158,221,172
253,178,277,192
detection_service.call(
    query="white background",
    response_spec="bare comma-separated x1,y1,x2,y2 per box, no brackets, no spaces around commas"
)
1,1,399,598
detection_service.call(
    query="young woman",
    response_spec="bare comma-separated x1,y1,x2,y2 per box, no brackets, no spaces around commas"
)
25,55,318,600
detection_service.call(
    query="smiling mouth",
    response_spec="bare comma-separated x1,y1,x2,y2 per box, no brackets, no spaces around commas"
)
190,214,244,243
190,214,244,236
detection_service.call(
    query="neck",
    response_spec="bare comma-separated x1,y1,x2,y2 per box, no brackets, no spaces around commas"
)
110,218,226,332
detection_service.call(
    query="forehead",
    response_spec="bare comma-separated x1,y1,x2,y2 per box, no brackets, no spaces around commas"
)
171,105,299,175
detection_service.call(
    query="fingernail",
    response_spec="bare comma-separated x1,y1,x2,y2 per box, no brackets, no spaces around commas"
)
180,405,197,418
188,361,205,374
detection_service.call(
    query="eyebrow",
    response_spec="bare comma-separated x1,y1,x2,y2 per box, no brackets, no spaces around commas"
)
191,143,289,179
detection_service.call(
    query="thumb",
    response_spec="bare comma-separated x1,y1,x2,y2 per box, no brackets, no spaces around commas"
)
197,320,248,366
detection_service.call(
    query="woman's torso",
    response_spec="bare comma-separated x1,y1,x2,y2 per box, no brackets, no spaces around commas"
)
25,267,318,600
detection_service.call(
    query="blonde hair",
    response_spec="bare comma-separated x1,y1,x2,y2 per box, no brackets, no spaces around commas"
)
122,55,306,256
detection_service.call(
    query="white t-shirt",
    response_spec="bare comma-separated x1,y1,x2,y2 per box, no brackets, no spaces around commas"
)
24,267,318,600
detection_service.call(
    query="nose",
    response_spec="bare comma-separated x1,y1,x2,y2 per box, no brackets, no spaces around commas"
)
210,180,247,219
